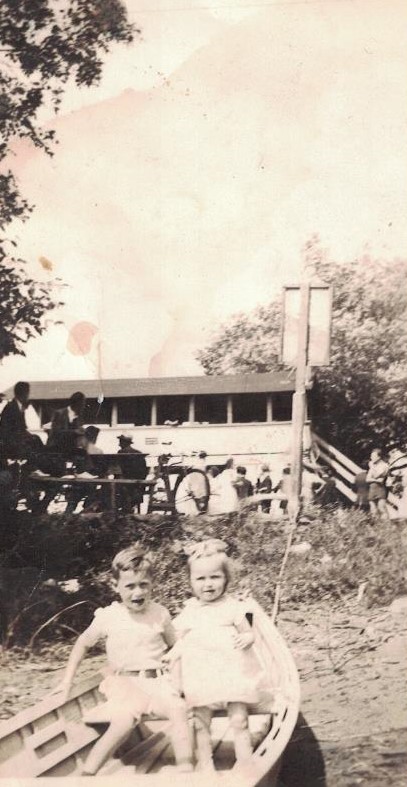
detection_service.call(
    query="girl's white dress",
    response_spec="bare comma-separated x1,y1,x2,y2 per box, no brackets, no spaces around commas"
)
207,469,239,515
174,595,270,708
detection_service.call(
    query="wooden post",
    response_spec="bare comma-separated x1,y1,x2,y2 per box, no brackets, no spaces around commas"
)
151,397,157,426
227,396,233,424
288,281,310,521
110,480,116,512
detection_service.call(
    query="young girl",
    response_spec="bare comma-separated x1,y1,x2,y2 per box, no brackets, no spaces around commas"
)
52,544,193,775
171,539,269,771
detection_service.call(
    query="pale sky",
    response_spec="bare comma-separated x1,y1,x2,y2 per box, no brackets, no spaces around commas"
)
1,0,406,389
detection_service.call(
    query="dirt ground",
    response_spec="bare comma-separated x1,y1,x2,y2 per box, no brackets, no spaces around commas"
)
278,596,407,786
0,594,406,786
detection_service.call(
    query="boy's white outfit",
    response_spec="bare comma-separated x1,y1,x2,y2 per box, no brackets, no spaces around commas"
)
81,601,184,722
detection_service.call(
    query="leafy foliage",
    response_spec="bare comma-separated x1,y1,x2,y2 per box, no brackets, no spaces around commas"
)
0,1,134,359
0,506,405,647
312,254,407,460
197,239,407,462
0,252,65,358
197,301,283,376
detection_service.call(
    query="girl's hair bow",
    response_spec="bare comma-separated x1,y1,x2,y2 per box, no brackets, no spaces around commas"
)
184,538,228,560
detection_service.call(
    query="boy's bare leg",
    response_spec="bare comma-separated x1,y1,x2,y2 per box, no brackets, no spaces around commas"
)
193,706,214,770
228,702,253,763
369,501,377,517
378,498,390,521
82,712,134,775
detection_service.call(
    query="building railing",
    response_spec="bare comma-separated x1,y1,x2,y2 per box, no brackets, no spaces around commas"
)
311,432,400,514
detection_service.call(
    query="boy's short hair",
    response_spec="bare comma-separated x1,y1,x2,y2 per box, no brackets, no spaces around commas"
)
236,466,246,475
112,544,153,580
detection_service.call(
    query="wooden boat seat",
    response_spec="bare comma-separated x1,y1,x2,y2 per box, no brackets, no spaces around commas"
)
0,674,273,779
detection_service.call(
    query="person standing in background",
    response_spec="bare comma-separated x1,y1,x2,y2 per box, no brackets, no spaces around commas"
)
47,391,86,451
256,464,272,513
84,426,103,455
0,381,40,457
116,434,147,513
366,448,389,520
354,470,369,511
233,466,253,501
274,466,291,517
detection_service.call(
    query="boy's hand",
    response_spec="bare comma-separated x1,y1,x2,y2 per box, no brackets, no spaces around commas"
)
232,631,254,650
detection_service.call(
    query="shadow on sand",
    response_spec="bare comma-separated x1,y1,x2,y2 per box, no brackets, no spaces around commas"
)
278,713,327,787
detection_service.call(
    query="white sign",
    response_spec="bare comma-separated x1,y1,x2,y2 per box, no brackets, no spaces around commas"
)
281,284,332,366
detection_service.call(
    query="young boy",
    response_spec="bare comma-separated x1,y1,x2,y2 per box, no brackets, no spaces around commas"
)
233,466,254,500
53,545,193,775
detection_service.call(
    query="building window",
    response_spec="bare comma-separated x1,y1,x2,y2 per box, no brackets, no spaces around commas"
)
133,397,153,426
117,397,152,425
232,393,267,423
38,400,63,426
85,398,113,425
194,395,227,424
156,396,190,425
272,392,293,421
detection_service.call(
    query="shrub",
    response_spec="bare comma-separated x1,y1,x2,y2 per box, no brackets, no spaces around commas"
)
0,507,405,648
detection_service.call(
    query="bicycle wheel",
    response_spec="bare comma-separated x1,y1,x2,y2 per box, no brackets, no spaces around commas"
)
174,469,210,515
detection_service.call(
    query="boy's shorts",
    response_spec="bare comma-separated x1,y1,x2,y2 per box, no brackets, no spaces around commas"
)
83,670,185,724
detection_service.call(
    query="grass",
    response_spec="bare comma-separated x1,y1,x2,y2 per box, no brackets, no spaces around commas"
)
0,506,405,648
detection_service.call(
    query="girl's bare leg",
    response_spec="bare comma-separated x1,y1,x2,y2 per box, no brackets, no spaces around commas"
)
82,712,135,775
193,706,214,770
169,705,194,770
228,702,253,763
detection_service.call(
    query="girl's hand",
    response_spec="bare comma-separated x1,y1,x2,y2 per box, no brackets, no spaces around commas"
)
232,631,254,650
162,646,180,669
161,651,172,668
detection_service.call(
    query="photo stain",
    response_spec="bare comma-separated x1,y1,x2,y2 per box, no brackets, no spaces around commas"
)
39,256,54,271
67,321,98,356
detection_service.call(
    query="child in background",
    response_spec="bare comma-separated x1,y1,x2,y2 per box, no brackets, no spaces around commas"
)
274,465,291,515
170,540,269,771
256,464,272,512
233,466,254,500
52,545,193,775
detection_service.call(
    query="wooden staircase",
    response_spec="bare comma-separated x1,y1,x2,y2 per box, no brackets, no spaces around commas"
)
311,433,401,516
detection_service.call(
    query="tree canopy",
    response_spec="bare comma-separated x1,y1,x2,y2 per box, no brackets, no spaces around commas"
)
197,241,407,462
0,0,134,360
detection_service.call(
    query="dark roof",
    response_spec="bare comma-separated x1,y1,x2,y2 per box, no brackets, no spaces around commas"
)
4,372,295,400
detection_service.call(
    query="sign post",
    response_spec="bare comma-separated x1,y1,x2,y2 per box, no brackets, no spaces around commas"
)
281,276,332,520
